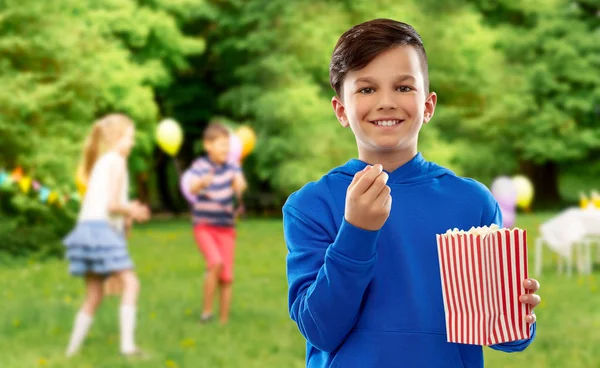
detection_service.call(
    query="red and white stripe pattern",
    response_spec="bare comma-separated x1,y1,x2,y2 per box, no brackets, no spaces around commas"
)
436,228,531,346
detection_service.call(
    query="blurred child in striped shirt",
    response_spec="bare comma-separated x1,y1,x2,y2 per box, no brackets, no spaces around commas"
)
187,122,247,325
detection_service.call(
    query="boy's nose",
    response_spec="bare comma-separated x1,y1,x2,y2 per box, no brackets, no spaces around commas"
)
376,91,398,110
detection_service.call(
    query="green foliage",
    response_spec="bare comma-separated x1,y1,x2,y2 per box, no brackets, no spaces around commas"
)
0,181,78,259
457,0,600,178
501,4,600,164
215,1,358,194
0,0,207,188
216,0,514,192
1,0,598,208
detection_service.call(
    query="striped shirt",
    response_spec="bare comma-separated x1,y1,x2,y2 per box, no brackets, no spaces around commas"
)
189,156,241,227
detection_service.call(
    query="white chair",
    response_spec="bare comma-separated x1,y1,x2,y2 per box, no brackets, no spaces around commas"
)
579,207,600,273
534,208,589,277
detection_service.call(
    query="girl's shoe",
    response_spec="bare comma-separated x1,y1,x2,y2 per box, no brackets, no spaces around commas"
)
200,313,214,324
122,348,150,360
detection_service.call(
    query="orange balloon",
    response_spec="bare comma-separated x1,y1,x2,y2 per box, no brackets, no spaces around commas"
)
236,126,256,159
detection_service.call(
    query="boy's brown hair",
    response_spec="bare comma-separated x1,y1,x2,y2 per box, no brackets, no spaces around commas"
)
203,122,230,141
329,18,429,98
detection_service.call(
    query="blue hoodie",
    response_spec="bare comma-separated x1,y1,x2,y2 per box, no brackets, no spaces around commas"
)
283,153,536,368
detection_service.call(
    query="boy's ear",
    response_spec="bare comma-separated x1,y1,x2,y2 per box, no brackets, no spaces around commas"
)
423,92,437,124
331,96,349,128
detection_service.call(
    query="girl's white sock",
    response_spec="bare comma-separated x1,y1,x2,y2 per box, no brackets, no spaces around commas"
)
119,304,137,353
65,311,93,357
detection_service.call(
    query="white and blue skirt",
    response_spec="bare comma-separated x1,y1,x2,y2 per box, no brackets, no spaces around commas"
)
63,221,134,277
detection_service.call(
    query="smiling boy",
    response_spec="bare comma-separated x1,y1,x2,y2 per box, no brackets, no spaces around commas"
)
283,19,541,367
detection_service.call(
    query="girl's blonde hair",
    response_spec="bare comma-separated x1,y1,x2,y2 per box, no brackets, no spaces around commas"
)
77,113,134,183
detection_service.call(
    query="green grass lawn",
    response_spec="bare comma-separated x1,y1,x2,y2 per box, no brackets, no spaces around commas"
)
0,213,598,367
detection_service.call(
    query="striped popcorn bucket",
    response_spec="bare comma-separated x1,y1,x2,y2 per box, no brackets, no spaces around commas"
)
436,228,531,346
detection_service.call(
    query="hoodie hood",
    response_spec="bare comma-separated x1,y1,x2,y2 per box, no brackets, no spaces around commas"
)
327,152,454,185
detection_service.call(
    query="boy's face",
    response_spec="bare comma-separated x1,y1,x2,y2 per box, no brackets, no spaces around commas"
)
332,46,436,158
204,135,230,164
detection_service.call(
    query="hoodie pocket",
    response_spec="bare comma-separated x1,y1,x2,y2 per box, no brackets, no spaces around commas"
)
331,330,467,368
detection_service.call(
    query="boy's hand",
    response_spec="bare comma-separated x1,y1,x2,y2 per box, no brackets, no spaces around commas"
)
203,169,215,187
190,169,215,194
519,278,541,324
345,164,391,231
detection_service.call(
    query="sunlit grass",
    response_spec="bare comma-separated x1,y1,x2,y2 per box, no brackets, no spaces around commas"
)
0,214,597,367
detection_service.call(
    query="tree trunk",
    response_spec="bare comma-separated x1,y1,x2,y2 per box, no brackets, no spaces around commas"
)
518,160,561,207
155,151,178,213
134,172,150,204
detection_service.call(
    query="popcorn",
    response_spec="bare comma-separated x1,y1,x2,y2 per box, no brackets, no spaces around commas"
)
444,224,504,236
436,226,530,346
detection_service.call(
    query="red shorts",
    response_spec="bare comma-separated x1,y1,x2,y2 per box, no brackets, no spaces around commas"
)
193,223,236,283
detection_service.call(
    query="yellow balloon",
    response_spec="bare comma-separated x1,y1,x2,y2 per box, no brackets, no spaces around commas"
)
236,125,256,159
75,173,87,196
156,118,183,156
18,176,32,194
512,175,534,210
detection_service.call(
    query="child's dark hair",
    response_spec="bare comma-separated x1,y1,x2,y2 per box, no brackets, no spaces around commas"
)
203,122,230,141
329,18,429,98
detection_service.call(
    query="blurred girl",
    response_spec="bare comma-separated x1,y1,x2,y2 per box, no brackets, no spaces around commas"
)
63,113,150,357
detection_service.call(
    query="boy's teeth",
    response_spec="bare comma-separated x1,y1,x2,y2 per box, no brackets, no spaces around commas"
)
374,120,399,126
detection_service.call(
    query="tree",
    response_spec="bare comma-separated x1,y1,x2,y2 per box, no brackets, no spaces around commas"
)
90,0,209,208
465,0,600,204
0,0,153,192
0,0,206,203
214,0,511,200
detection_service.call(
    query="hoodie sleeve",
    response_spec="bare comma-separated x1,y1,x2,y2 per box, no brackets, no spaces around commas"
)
283,202,380,353
482,200,537,352
489,323,537,352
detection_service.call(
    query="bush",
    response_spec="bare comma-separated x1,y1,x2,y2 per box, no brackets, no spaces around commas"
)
0,183,78,260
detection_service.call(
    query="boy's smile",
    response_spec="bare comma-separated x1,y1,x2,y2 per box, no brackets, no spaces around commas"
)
332,45,437,167
369,118,403,127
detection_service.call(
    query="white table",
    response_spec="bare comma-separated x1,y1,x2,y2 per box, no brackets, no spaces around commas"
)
534,207,600,276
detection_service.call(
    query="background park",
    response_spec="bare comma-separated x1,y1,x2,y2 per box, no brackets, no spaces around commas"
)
1,0,599,367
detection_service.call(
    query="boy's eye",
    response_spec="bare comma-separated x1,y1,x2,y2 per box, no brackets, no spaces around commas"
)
397,86,413,92
358,87,375,94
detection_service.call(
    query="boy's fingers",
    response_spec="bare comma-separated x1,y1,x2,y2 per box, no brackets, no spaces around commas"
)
374,184,391,207
364,171,389,202
383,194,392,210
525,314,536,324
353,164,383,195
523,278,540,291
519,294,541,307
349,167,368,188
